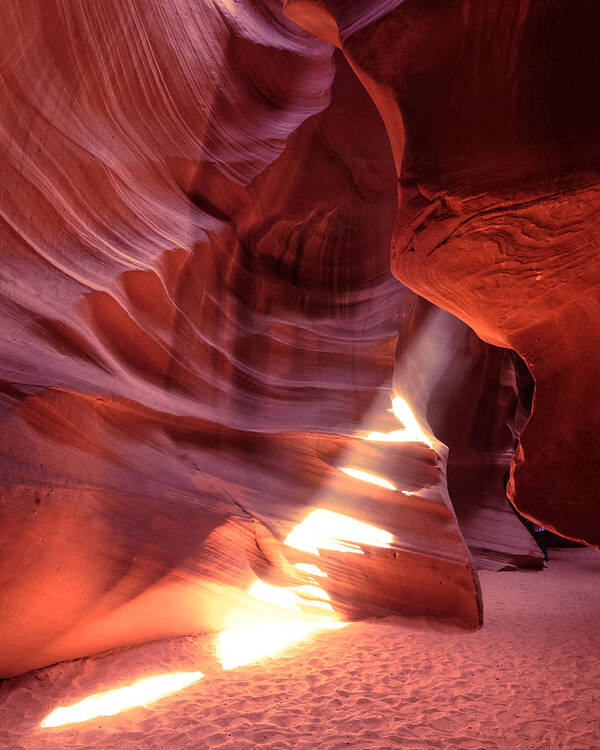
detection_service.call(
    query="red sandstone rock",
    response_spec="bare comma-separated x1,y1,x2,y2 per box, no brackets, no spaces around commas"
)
0,1,494,676
291,0,600,547
394,297,542,570
4,0,579,679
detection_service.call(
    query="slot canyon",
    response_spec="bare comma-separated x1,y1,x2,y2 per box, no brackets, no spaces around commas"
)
1,1,599,748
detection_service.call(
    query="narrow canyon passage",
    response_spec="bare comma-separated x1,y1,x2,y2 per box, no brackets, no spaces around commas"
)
1,2,599,748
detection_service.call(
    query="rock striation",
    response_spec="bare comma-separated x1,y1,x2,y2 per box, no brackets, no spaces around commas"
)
0,0,529,676
288,0,600,547
5,0,587,677
393,298,542,570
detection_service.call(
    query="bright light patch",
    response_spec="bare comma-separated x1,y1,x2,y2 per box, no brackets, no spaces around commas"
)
295,598,335,612
42,503,391,728
391,396,433,448
365,429,412,442
284,508,393,556
41,671,204,728
364,396,433,448
339,466,396,490
248,579,303,611
293,584,331,601
293,562,327,577
248,577,334,614
216,621,347,670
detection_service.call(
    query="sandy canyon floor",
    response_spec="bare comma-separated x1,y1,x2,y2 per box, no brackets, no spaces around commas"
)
1,548,599,749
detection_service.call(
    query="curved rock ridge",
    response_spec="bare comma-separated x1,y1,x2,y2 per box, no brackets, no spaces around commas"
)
0,0,333,410
290,0,600,546
0,2,532,676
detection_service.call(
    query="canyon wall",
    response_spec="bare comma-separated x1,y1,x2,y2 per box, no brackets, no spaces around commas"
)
0,0,489,676
3,0,585,676
287,0,600,547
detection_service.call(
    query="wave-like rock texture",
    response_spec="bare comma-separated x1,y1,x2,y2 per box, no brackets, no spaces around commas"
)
0,0,549,676
393,298,542,571
293,0,600,546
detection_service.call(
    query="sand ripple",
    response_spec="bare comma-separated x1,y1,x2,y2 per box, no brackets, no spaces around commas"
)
1,549,599,749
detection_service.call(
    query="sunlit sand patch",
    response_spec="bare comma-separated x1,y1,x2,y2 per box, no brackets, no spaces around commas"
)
217,506,392,669
215,620,348,670
339,466,396,490
41,507,390,728
39,398,422,730
41,671,204,728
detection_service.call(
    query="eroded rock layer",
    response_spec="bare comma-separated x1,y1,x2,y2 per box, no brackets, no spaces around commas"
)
393,298,542,570
292,0,600,546
0,1,504,677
